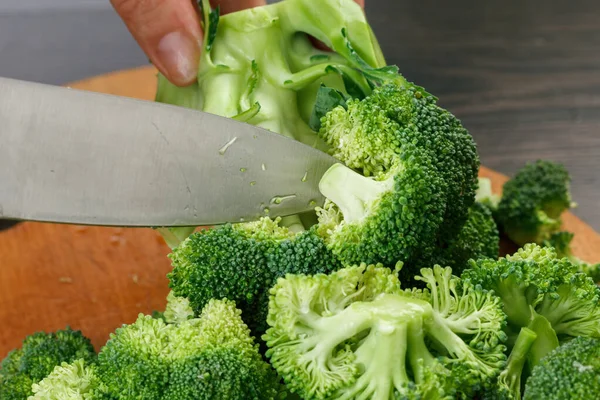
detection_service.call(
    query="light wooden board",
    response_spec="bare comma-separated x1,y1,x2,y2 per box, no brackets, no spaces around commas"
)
1,66,599,357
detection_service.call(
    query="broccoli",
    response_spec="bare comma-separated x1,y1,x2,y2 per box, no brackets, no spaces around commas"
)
495,160,574,246
96,298,282,399
168,217,342,335
0,328,96,400
476,177,501,213
462,244,600,399
154,0,389,249
156,0,479,277
410,201,500,280
29,358,105,399
523,336,600,399
484,327,538,400
263,263,507,399
316,80,479,269
543,231,600,283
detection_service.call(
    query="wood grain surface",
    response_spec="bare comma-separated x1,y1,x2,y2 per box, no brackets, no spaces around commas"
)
1,66,599,358
366,0,600,232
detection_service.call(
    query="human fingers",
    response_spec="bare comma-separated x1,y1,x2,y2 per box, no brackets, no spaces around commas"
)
111,0,203,86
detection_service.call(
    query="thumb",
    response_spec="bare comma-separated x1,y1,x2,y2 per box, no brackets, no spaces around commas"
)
111,0,203,87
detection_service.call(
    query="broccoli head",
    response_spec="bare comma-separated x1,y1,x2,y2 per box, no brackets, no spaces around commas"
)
316,81,479,269
496,160,574,246
0,328,96,399
523,336,600,399
263,263,507,399
97,298,282,399
463,244,600,399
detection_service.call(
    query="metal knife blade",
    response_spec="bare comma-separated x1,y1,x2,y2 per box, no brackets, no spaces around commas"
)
0,77,338,227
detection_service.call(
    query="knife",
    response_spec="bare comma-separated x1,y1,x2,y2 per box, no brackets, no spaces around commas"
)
0,77,338,227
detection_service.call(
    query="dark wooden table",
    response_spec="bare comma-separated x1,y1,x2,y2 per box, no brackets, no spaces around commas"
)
0,0,598,230
367,0,600,230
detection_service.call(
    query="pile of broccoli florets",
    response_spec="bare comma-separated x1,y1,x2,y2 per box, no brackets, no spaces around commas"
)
2,0,599,398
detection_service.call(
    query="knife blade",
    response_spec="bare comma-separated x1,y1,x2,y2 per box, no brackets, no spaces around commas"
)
0,77,338,227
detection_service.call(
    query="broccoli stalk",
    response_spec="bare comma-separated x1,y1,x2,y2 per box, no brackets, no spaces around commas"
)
491,327,538,400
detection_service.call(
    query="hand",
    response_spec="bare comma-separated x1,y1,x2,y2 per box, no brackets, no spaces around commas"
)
111,0,365,87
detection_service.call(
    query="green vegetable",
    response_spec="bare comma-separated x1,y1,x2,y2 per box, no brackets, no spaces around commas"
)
96,298,282,399
263,263,507,399
496,160,574,246
156,0,479,280
543,231,600,282
463,243,600,399
523,336,600,399
168,217,342,335
29,359,105,399
0,328,96,400
476,177,501,213
411,201,500,278
316,81,479,270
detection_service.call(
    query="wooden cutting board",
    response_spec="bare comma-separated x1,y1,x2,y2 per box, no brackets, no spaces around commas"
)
1,66,599,358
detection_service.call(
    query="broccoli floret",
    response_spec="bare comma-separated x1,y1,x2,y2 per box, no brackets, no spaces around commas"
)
523,336,600,399
263,263,507,399
411,201,500,280
163,291,195,325
543,231,600,283
463,244,600,399
496,160,574,246
97,299,282,399
464,244,600,339
316,81,479,269
29,358,106,399
168,217,342,335
317,145,446,269
442,201,500,269
0,328,96,399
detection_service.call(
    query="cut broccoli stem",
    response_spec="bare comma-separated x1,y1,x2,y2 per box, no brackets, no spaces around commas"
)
525,311,559,370
499,327,538,400
280,215,306,233
156,227,196,249
318,163,394,223
340,321,410,400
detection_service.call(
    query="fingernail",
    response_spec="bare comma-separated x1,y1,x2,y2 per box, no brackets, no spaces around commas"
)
156,31,200,84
